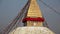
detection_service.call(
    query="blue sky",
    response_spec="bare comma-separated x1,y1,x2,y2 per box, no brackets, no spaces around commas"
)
0,0,60,34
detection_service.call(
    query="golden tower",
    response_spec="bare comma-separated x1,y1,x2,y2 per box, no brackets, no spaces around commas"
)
23,0,44,26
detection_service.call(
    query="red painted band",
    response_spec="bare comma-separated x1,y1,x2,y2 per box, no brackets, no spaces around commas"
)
23,17,44,22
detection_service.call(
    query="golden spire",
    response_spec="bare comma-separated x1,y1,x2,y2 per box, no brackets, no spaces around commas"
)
27,0,42,17
26,0,43,26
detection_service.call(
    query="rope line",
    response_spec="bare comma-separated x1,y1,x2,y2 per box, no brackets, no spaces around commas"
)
39,0,60,15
